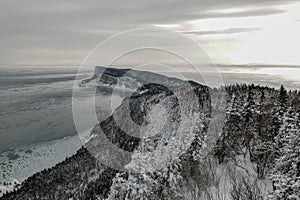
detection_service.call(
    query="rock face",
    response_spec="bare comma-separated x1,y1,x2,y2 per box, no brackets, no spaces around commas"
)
81,66,201,91
2,67,211,200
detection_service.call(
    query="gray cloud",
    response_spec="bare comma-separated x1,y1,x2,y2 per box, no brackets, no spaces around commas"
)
0,0,296,65
182,27,260,35
191,8,285,19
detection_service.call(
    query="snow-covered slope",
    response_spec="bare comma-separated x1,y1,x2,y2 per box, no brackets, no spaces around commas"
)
3,68,298,199
2,67,211,199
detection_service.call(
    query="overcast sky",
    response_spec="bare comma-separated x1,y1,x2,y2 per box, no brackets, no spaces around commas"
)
0,0,300,66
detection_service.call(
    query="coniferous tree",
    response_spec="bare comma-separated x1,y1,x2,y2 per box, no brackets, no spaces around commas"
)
270,108,300,199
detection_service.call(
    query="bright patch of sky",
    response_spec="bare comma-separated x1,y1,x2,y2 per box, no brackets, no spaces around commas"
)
178,2,300,65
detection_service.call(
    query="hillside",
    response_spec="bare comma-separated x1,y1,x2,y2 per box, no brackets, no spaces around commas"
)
1,67,211,199
1,68,299,200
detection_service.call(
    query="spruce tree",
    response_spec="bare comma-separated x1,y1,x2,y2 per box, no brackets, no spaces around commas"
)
270,108,300,199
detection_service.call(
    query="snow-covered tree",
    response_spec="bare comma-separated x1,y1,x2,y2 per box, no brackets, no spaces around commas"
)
213,92,245,163
107,171,156,200
270,107,300,199
107,158,183,200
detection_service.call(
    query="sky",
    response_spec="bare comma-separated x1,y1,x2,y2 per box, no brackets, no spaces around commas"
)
0,0,300,66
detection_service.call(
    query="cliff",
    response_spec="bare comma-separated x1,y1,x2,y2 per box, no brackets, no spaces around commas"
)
2,67,211,199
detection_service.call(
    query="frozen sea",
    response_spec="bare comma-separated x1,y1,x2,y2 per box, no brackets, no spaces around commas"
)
0,65,118,182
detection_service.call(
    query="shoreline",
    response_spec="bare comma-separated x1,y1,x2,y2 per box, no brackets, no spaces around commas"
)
0,134,83,182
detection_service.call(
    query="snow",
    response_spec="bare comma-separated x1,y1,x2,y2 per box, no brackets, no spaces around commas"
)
0,135,83,183
0,178,20,197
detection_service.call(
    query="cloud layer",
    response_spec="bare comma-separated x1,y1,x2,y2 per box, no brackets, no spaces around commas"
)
0,0,298,65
